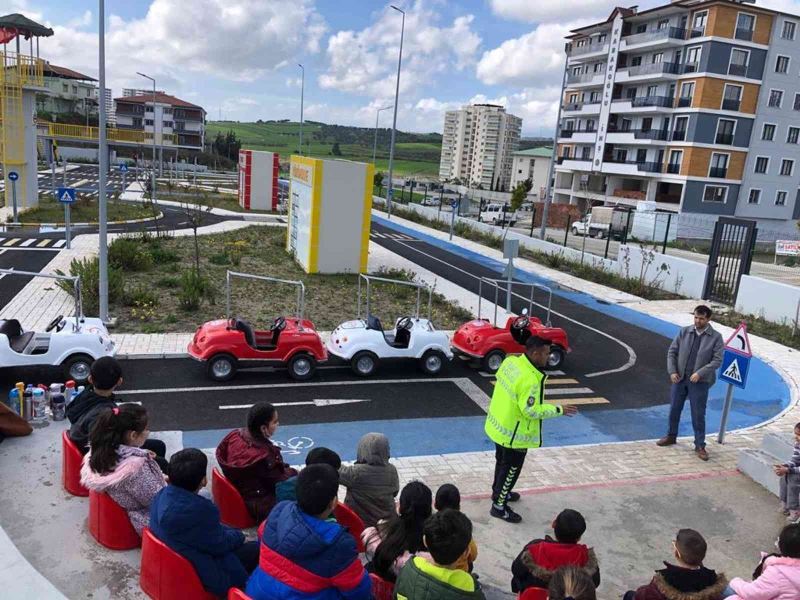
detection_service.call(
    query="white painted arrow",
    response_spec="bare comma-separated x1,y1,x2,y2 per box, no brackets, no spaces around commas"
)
219,398,371,410
0,267,14,280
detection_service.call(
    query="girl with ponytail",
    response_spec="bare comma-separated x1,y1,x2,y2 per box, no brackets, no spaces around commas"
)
80,403,166,534
362,481,433,582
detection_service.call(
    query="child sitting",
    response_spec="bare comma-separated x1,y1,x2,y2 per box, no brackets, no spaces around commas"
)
149,449,259,597
511,508,599,593
548,566,597,600
339,432,399,527
774,422,800,522
726,522,800,599
623,528,727,600
275,446,341,503
435,484,478,573
80,404,166,535
394,509,485,599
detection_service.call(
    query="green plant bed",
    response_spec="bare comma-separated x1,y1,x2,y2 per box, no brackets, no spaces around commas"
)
160,190,274,214
715,310,800,351
13,195,153,224
93,226,471,333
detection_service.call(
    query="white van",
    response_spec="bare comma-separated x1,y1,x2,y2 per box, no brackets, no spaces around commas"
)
479,203,518,227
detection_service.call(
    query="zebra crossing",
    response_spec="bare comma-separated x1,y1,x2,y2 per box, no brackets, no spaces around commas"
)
369,231,418,241
0,237,64,249
486,370,610,406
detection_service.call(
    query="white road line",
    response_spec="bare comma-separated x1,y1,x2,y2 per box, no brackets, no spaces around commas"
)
220,398,371,410
549,397,609,406
36,239,51,247
3,238,20,246
19,239,35,247
52,239,66,247
386,235,637,378
545,387,594,396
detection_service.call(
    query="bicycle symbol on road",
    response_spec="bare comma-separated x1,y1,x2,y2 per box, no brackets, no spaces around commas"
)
274,436,315,455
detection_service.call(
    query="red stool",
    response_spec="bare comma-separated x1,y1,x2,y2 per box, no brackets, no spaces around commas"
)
88,490,141,550
140,528,216,600
212,467,256,528
227,589,252,599
369,573,394,600
519,587,548,600
334,502,366,553
62,430,89,496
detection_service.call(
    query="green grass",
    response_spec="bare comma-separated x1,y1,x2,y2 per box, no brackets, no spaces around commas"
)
158,189,273,214
13,195,152,224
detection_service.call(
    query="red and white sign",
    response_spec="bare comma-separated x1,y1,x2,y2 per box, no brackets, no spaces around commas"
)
776,240,800,256
238,150,279,211
724,322,751,357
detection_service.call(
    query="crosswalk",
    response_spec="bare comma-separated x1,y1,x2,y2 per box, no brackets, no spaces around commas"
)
370,231,418,241
487,370,610,406
0,237,64,249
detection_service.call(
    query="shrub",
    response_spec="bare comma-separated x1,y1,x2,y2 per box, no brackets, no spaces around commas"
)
55,257,124,315
178,269,210,311
149,243,180,263
125,285,160,308
109,237,153,271
156,276,179,288
209,253,230,265
224,240,248,266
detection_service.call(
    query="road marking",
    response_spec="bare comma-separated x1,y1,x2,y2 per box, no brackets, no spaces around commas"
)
36,239,51,247
3,238,20,246
220,398,371,410
0,267,13,280
72,179,90,187
547,378,579,385
53,239,66,247
381,230,637,378
546,387,594,396
19,239,35,247
548,397,609,406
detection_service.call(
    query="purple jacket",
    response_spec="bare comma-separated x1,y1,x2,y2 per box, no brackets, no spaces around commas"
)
81,445,166,534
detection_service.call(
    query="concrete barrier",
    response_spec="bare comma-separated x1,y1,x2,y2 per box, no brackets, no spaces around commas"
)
736,274,800,325
618,245,707,297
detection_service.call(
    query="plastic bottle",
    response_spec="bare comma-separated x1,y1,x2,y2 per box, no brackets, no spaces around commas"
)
50,384,66,421
22,384,33,421
65,381,77,406
32,388,47,422
7,388,20,415
14,382,24,417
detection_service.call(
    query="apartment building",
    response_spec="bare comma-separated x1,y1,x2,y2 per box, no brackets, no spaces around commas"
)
114,92,205,151
36,63,97,119
103,88,115,125
439,104,522,190
510,147,553,194
553,0,800,239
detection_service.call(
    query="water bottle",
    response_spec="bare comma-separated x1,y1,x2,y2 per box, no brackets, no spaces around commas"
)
65,380,77,406
50,384,66,421
7,388,20,415
22,384,33,421
32,388,47,422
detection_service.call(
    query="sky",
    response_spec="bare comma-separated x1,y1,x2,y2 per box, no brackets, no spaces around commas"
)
5,0,800,136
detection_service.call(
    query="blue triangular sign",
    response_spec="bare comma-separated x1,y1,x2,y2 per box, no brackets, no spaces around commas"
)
60,191,72,202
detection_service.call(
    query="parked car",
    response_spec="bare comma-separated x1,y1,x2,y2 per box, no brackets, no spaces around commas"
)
479,203,518,227
520,202,534,212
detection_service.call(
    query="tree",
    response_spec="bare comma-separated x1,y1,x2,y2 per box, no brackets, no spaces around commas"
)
522,177,533,193
510,182,527,212
331,142,342,156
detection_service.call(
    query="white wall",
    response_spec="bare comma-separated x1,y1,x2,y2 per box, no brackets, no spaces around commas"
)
736,275,800,325
617,244,707,297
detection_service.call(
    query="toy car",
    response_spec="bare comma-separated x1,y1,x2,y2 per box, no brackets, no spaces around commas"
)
451,279,570,373
327,275,453,377
188,271,327,381
0,270,116,383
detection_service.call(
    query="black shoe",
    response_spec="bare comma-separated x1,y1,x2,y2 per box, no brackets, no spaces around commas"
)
507,491,521,502
490,505,522,523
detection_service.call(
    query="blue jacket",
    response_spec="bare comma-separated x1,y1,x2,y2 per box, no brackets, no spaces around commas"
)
246,500,371,600
149,485,247,597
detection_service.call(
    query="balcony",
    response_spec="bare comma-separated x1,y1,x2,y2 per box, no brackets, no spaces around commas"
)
637,161,663,173
622,26,689,47
721,98,741,111
566,72,604,86
727,63,748,77
735,27,754,41
632,95,674,108
606,128,669,143
688,28,705,38
715,132,734,145
562,101,601,115
627,61,681,77
709,167,728,178
665,163,681,174
570,42,608,56
676,96,692,108
671,130,687,141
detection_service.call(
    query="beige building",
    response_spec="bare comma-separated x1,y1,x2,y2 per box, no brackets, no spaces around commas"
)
510,147,553,195
439,104,522,190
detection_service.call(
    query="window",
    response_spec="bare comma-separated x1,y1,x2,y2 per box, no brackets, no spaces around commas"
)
782,20,797,40
572,66,582,76
163,121,173,128
703,185,728,203
736,13,756,40
626,87,638,99
586,119,596,132
685,46,701,71
709,153,729,178
658,19,670,30
581,147,591,160
652,53,663,64
641,117,653,132
144,119,154,126
748,189,761,204
795,93,800,111
692,10,708,34
631,56,642,67
672,115,688,141
589,91,601,103
788,127,800,144
569,93,578,103
728,48,749,76
646,85,658,97
62,83,68,93
769,89,784,108
776,191,788,206
762,123,776,140
636,24,647,34
594,62,603,73
132,117,142,128
781,159,795,176
679,81,695,105
722,84,742,111
754,156,769,174
597,33,607,44
667,150,683,174
776,55,790,74
715,119,736,144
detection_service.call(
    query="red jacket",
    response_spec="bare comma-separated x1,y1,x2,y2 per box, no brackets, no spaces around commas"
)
511,536,600,593
216,429,297,522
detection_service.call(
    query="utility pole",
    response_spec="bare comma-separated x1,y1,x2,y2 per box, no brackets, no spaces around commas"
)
540,49,569,240
373,104,393,164
298,64,304,155
137,71,157,218
386,5,405,219
98,0,109,322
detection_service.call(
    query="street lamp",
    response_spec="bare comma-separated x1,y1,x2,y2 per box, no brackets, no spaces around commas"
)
298,63,304,155
98,0,109,322
373,104,393,165
386,4,405,219
136,71,157,215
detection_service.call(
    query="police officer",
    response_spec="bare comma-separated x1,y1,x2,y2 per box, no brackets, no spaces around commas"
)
485,336,578,523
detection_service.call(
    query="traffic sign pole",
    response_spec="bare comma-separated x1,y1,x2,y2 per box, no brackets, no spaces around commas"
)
64,202,71,249
10,179,18,223
718,384,734,444
717,321,752,444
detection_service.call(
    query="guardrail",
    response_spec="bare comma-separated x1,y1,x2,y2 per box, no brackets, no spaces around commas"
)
40,122,176,145
0,51,44,87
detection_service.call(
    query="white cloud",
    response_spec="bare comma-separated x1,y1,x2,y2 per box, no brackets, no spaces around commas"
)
318,1,481,101
487,0,663,23
65,10,92,29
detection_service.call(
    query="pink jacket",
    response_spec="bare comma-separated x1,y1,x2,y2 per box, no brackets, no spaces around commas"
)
81,445,166,534
361,524,432,579
729,555,800,600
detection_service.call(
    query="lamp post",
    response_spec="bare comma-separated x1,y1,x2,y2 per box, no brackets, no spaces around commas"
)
373,104,393,165
98,0,109,322
298,63,304,155
386,4,405,219
136,71,157,215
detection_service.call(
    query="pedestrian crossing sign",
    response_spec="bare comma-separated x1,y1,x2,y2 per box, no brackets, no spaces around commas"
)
56,187,76,204
719,349,749,388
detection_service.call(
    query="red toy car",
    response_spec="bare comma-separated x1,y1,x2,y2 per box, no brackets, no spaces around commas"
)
188,272,328,381
451,280,570,373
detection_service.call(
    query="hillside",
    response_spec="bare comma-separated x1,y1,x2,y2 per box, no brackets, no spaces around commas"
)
206,120,442,177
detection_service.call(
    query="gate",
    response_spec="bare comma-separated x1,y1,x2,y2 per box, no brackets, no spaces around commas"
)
702,217,757,305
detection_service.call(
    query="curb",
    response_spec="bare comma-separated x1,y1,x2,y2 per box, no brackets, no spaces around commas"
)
117,352,189,360
5,212,165,228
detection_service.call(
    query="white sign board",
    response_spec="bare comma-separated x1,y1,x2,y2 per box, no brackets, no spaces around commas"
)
776,240,800,256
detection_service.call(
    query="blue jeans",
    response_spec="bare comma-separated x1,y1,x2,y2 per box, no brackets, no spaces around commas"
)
668,379,710,449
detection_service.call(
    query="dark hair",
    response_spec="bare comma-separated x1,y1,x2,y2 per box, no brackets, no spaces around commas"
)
554,509,587,544
676,529,707,566
306,447,342,470
90,356,123,390
794,422,800,432
548,566,597,600
168,448,208,491
88,403,148,474
423,509,472,566
694,305,712,318
434,483,460,512
297,464,339,516
374,482,433,580
779,523,800,558
247,402,277,441
525,335,551,352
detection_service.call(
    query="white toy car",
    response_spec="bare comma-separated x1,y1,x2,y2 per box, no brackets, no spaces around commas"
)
326,275,453,377
0,270,116,383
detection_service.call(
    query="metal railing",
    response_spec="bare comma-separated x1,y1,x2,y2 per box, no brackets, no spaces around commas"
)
0,51,45,87
477,278,553,327
637,161,663,173
728,64,748,77
358,274,432,321
715,132,734,145
634,129,669,140
226,271,305,320
665,163,681,174
676,96,692,108
0,269,84,323
567,72,603,84
623,26,688,45
569,42,608,56
709,167,728,178
42,121,177,144
682,62,700,73
631,95,674,108
671,130,687,141
626,61,681,77
721,99,741,111
735,27,754,41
